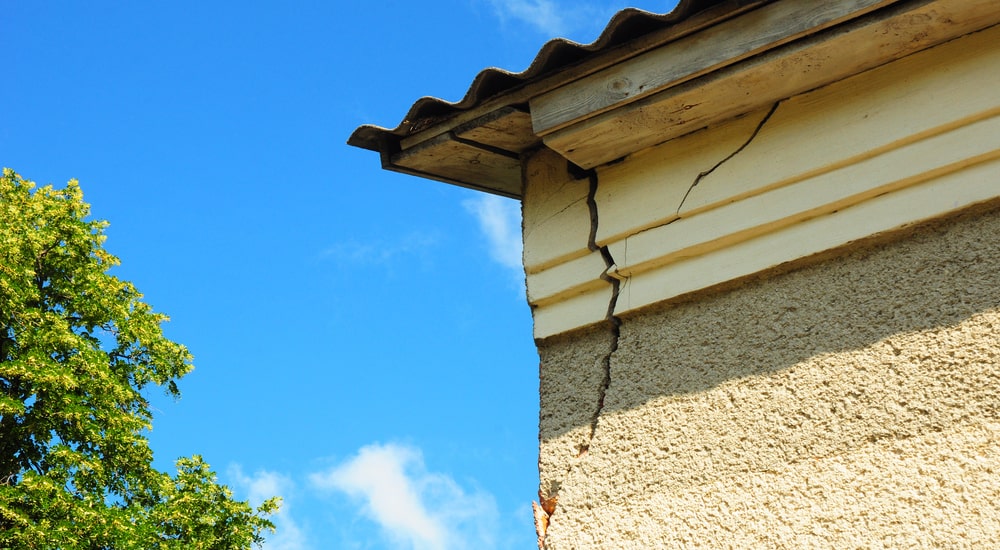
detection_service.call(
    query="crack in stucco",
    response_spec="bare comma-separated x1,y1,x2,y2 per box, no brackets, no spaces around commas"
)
675,101,782,215
540,106,783,545
539,167,625,550
585,170,623,445
565,104,782,458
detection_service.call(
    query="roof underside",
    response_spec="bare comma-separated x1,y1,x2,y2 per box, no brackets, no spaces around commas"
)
348,0,740,154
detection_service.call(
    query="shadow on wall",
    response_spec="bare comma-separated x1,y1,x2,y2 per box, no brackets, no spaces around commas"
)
539,198,1000,444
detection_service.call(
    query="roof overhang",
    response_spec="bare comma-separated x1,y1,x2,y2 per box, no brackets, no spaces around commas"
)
349,0,1000,199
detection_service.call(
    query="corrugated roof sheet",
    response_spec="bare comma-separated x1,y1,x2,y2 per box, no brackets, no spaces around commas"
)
347,0,751,152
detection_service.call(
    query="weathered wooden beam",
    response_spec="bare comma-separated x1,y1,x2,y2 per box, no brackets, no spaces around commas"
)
540,0,1000,169
389,132,522,197
530,0,896,136
400,106,538,154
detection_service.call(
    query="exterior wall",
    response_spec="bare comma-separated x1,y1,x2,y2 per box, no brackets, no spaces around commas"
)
524,22,1000,339
526,21,1000,549
538,204,1000,548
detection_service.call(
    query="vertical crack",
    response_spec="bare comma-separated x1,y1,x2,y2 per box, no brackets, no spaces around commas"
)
537,165,621,550
676,101,782,214
539,104,780,547
584,169,622,444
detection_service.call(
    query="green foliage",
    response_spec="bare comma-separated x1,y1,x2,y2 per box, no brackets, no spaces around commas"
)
0,168,277,548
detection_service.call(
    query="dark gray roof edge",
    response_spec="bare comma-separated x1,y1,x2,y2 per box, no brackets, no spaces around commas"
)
348,0,743,152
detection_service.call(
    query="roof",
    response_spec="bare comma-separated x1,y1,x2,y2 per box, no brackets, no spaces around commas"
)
347,0,995,198
348,0,750,153
347,0,765,197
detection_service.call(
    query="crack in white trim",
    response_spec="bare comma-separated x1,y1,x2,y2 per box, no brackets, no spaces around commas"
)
675,101,782,215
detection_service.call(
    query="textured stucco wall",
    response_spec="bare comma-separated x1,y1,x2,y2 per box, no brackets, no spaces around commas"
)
538,204,1000,548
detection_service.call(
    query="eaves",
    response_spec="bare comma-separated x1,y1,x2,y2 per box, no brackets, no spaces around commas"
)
349,0,1000,199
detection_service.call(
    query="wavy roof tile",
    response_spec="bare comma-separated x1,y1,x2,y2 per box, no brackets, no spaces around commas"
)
348,0,745,152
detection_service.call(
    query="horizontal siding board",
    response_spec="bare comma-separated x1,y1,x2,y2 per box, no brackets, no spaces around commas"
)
542,0,1000,169
532,286,613,340
527,22,1000,337
614,159,1000,315
594,109,771,246
616,112,1000,276
681,27,1000,216
522,148,593,273
527,251,609,307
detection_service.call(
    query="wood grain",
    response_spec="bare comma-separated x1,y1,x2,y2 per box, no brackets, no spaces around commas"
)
530,0,894,135
541,0,1000,169
391,132,522,197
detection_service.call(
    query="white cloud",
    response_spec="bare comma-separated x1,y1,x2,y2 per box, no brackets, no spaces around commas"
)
462,194,523,272
230,466,310,550
485,1,679,43
488,0,568,36
311,443,499,550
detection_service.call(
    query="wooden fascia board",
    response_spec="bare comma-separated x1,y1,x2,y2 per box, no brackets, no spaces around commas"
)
540,0,1000,168
383,0,893,196
381,166,523,199
528,0,898,136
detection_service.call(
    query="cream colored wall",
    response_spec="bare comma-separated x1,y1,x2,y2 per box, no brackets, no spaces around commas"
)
526,19,1000,549
537,204,1000,548
523,23,1000,339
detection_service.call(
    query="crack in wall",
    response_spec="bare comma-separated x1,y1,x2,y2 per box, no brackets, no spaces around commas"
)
540,102,786,548
565,101,785,284
675,101,782,215
557,104,781,467
585,170,623,446
539,167,625,550
528,196,587,237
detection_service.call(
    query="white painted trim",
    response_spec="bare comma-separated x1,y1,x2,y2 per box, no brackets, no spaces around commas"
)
525,25,1000,339
614,159,1000,316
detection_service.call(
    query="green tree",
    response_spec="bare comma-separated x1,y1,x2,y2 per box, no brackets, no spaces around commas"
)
0,168,277,548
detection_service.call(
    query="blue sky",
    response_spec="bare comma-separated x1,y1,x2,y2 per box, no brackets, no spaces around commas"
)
3,1,672,548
